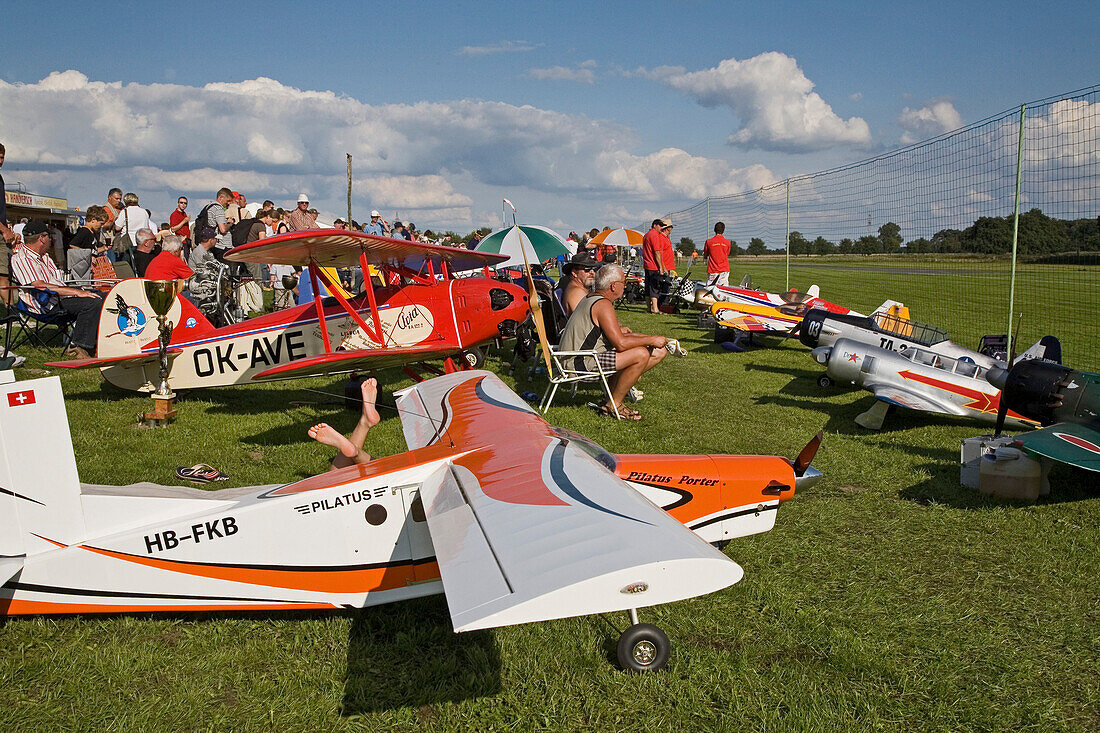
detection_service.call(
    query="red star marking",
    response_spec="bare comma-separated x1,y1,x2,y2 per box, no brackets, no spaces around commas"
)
7,390,35,407
847,352,859,362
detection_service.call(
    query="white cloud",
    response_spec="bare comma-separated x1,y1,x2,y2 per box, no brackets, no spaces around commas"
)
0,70,778,229
458,40,540,56
642,52,871,152
527,60,597,84
849,92,862,101
898,99,963,144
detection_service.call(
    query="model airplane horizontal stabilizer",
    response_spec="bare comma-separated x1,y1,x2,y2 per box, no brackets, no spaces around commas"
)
46,350,182,370
226,229,509,272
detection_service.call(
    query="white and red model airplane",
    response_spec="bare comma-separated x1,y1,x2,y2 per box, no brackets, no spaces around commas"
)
48,231,531,391
0,369,821,672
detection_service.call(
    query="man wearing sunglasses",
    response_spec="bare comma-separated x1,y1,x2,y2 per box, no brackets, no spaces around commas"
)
169,196,190,245
560,251,599,317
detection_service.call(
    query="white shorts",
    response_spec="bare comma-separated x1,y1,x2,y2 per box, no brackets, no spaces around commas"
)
707,271,730,288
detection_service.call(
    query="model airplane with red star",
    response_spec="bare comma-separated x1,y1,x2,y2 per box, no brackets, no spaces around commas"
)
811,337,1042,430
48,231,531,390
798,306,1060,385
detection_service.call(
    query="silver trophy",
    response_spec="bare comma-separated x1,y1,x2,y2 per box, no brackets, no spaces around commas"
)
142,280,181,424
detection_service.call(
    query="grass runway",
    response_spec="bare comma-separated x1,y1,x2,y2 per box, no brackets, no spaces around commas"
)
1,265,1098,731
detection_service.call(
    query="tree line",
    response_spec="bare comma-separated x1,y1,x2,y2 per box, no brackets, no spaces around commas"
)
682,209,1100,256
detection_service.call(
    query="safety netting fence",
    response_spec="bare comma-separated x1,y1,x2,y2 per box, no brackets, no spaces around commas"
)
659,84,1100,371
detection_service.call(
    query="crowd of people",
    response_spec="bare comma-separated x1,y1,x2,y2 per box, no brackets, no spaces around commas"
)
1,140,702,419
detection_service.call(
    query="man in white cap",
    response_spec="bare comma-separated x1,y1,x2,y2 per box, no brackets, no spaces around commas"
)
363,210,386,237
288,193,316,232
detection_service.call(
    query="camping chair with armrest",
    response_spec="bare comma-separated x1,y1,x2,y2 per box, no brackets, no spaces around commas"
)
539,346,620,419
3,281,77,355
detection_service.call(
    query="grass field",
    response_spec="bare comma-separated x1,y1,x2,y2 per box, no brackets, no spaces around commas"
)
709,255,1100,373
1,265,1098,732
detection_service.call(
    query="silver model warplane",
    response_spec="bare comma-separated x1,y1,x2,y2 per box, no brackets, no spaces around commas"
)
799,309,1060,386
812,337,1042,430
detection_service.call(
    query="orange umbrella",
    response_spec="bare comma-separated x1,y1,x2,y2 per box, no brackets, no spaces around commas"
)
589,228,644,247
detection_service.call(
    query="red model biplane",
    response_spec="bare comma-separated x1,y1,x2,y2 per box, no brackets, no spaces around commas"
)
48,231,531,391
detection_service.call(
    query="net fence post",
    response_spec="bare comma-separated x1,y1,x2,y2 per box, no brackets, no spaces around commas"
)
1008,104,1026,351
785,178,791,291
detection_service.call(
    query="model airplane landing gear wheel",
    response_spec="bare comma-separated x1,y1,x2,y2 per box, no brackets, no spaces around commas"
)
617,622,670,673
817,374,833,388
460,347,484,369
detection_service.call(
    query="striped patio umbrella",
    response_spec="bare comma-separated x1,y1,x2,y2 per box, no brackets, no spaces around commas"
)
475,225,574,268
588,228,644,247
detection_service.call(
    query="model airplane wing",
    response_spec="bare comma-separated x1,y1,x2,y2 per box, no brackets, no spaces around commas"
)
395,371,744,631
226,230,509,273
250,342,458,381
869,383,963,415
715,314,770,332
1013,422,1100,472
45,350,183,370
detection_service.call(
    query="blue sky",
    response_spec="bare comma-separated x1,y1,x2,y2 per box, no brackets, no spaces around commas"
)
1,0,1097,233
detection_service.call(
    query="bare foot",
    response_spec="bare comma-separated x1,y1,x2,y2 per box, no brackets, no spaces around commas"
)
360,377,381,427
308,422,358,458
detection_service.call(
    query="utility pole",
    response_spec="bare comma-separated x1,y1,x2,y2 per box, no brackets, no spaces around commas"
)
346,154,352,226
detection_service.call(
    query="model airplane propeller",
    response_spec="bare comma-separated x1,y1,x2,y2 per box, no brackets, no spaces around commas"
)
985,358,1100,472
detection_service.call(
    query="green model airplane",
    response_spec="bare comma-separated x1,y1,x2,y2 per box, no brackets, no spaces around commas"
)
987,360,1100,472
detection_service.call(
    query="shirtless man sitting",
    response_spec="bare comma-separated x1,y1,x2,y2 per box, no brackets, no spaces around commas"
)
558,263,667,419
308,377,382,470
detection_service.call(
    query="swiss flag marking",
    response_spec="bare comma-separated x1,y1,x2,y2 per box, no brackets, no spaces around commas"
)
7,390,35,407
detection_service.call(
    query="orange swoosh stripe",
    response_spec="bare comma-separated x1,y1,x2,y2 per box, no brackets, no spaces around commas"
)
2,599,337,616
80,544,442,593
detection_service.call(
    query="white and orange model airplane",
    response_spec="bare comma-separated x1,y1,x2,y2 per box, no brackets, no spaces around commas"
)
48,231,531,391
0,368,821,672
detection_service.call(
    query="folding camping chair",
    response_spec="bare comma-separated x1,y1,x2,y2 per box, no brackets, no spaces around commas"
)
3,282,77,355
539,346,620,419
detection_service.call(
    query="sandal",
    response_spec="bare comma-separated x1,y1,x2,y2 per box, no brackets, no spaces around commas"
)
176,463,229,484
597,403,641,420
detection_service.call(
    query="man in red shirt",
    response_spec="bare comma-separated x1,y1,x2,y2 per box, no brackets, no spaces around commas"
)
641,218,675,313
169,196,190,245
704,221,731,287
144,235,194,292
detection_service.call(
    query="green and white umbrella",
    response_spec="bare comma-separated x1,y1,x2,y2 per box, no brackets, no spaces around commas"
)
476,225,574,269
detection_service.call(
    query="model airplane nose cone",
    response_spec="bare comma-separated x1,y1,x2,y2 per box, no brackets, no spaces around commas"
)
987,366,1009,390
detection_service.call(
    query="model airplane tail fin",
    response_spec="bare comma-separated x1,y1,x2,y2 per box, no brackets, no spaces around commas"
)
1016,336,1061,365
0,373,87,580
97,278,215,360
870,300,908,319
